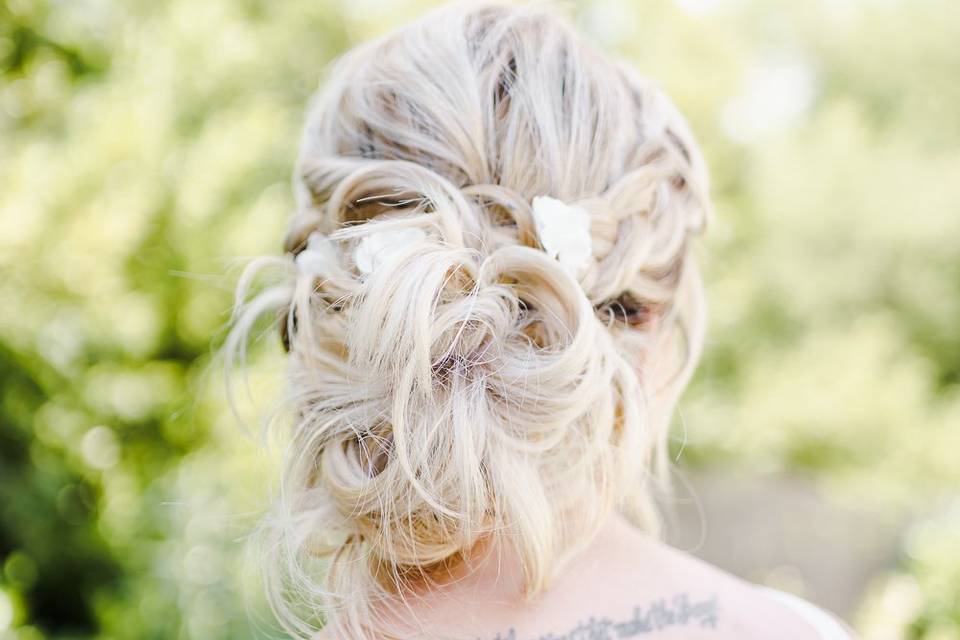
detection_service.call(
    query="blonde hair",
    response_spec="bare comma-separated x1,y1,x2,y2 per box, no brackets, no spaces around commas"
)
228,2,711,638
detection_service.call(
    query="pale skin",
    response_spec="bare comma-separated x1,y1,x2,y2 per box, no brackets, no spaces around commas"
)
315,513,851,639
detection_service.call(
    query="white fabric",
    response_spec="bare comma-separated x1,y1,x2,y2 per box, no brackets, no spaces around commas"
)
759,586,852,639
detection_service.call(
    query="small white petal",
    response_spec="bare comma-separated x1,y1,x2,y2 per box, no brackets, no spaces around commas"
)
295,232,339,277
354,228,426,275
531,195,592,276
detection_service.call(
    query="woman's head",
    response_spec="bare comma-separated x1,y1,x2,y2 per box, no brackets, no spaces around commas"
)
230,2,711,637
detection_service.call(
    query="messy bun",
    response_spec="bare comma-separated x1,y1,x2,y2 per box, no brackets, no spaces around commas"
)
228,3,711,638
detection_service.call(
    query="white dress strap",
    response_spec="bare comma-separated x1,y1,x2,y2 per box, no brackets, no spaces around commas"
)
758,586,852,640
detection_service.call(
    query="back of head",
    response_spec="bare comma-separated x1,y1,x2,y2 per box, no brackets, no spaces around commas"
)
230,2,711,637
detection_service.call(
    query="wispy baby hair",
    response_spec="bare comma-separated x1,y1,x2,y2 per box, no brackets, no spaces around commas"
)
228,2,712,638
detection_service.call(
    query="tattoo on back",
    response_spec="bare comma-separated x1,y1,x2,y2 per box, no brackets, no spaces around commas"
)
485,592,719,640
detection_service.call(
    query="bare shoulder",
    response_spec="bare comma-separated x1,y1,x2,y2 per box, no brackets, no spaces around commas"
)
563,515,840,640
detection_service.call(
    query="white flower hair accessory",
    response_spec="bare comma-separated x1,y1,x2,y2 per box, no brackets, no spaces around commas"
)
354,227,427,276
530,195,593,277
295,231,340,278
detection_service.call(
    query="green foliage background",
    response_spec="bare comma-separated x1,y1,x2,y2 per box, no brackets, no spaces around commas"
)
0,0,957,637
